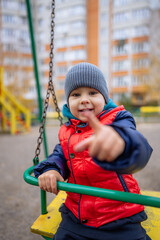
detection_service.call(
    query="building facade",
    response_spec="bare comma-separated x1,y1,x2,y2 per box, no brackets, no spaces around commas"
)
99,0,160,106
38,0,99,109
45,0,160,107
0,0,36,110
0,0,160,112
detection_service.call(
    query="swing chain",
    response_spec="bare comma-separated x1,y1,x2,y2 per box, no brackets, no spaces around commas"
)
49,0,63,126
33,0,63,165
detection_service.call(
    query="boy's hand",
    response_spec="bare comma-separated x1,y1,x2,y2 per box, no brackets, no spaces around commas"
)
74,112,125,162
38,170,64,194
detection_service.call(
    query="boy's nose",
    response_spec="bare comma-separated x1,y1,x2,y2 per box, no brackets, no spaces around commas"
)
80,97,89,104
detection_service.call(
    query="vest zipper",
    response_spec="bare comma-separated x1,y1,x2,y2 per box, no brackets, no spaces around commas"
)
78,194,82,222
67,127,82,222
117,173,129,192
67,130,77,183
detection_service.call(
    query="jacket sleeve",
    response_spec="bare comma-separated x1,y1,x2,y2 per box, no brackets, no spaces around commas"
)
93,110,153,174
33,144,70,180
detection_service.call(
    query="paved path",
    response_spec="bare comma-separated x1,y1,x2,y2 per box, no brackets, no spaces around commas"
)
0,122,160,240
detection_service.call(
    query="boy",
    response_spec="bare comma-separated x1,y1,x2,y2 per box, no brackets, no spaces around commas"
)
34,62,152,240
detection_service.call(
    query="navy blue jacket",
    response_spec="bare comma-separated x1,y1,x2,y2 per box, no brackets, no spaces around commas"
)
34,107,152,179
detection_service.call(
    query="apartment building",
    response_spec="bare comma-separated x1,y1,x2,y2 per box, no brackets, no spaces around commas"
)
45,0,88,108
37,0,99,108
0,0,36,110
53,0,160,107
1,0,159,112
99,0,160,106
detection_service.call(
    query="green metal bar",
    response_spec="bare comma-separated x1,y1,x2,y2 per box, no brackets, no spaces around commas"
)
42,236,52,240
25,0,48,214
25,0,48,158
24,166,160,209
41,190,47,214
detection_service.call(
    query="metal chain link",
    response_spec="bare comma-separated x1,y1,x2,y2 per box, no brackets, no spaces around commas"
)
33,0,63,165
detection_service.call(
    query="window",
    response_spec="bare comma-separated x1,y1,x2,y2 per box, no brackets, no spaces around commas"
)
38,19,44,27
100,43,108,56
112,43,128,56
39,32,46,41
55,39,66,48
67,49,86,61
101,28,108,38
132,42,149,53
113,76,128,87
4,57,19,66
55,35,86,48
56,5,86,20
39,45,45,53
132,26,149,37
55,49,86,62
113,12,130,23
133,58,149,69
132,75,149,86
20,16,28,25
2,15,18,24
19,1,26,11
113,60,129,71
68,36,86,46
56,0,70,5
132,8,150,20
3,43,18,52
20,44,31,54
55,52,65,62
58,81,65,89
56,65,68,76
100,0,109,8
55,23,69,34
113,28,130,40
4,70,13,84
38,5,44,13
2,0,18,9
19,30,30,44
113,0,129,7
70,6,86,16
1,29,16,42
132,76,140,86
70,21,85,30
56,9,69,19
101,13,108,23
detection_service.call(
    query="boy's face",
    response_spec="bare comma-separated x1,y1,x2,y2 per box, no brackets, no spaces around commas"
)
68,87,105,122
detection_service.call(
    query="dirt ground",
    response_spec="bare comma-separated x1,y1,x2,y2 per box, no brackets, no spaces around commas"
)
0,122,160,240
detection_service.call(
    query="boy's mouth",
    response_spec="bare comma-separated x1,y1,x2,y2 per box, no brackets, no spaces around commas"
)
79,108,94,113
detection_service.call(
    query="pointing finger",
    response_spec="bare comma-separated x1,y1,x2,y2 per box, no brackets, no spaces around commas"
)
74,136,92,152
81,111,102,133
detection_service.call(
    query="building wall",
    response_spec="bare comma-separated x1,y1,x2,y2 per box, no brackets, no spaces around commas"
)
0,0,36,110
1,0,160,112
100,0,160,106
87,0,98,65
51,0,87,108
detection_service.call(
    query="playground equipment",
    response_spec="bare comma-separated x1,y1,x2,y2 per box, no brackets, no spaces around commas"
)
24,0,160,239
0,67,31,134
140,106,160,114
24,169,160,239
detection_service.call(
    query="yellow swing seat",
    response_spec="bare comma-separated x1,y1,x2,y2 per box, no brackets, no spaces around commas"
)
31,190,160,239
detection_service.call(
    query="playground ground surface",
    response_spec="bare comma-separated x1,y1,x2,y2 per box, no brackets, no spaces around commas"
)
0,121,160,240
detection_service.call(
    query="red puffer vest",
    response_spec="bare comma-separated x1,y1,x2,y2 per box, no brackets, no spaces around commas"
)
59,106,144,227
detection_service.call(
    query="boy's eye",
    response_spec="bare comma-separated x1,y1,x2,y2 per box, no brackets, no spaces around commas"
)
89,91,98,95
71,93,80,97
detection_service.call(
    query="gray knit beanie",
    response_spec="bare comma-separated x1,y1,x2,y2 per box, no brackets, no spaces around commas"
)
65,62,109,103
